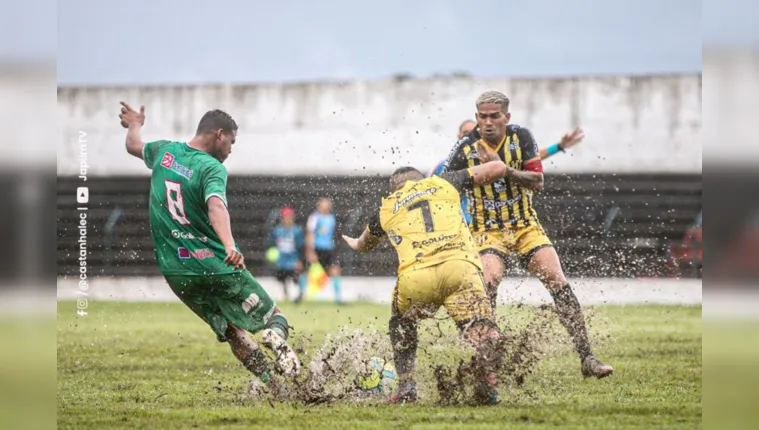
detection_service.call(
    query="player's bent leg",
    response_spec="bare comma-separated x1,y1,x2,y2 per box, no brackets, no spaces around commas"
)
479,253,506,311
459,318,504,406
164,275,232,342
215,271,301,376
226,323,292,400
440,260,503,405
388,266,442,403
388,314,419,404
526,246,613,379
225,323,275,381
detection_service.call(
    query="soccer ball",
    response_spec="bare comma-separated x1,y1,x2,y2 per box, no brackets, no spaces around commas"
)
355,357,398,394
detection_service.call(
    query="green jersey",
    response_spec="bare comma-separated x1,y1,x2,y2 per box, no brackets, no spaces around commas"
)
142,140,241,276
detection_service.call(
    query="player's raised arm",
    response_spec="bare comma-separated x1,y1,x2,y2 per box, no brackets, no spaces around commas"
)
343,210,384,252
119,102,147,159
540,126,585,160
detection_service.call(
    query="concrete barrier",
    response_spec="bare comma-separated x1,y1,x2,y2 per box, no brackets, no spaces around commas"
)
57,74,701,176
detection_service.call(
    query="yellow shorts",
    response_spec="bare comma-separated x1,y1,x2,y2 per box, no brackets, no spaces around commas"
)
392,259,492,324
473,223,553,266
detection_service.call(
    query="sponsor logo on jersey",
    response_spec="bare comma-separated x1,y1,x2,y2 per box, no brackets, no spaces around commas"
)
412,234,456,248
160,152,175,168
387,231,402,245
412,241,467,259
177,247,215,260
241,293,261,313
171,229,208,242
393,188,438,213
437,241,466,252
160,152,194,179
482,194,522,210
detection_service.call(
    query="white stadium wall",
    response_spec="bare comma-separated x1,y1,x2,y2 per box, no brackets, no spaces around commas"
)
57,74,702,176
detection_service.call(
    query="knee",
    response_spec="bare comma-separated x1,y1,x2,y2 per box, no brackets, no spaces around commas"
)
330,266,341,276
481,262,504,289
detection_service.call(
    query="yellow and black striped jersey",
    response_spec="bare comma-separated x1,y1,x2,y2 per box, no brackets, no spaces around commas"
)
443,124,541,232
367,170,482,276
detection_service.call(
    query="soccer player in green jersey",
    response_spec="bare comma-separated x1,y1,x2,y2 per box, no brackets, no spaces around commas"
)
119,102,301,391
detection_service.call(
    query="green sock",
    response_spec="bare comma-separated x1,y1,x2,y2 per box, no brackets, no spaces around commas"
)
265,314,290,341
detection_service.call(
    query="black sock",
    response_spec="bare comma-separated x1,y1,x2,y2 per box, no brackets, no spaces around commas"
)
550,284,592,361
471,320,505,380
389,316,418,383
243,348,272,382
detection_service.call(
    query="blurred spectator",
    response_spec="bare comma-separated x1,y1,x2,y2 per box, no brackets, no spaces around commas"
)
267,206,306,301
302,198,343,304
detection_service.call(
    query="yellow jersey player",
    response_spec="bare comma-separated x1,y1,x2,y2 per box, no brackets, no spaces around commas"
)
441,90,612,379
343,160,523,406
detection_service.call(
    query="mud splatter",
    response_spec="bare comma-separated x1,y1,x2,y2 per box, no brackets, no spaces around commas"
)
245,304,610,407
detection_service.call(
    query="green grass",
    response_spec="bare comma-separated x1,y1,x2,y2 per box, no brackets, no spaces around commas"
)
57,301,702,429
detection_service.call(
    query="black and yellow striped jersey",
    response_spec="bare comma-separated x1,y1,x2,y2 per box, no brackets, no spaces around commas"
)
366,170,482,276
442,124,541,232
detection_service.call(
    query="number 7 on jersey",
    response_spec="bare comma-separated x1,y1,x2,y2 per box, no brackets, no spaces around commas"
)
408,200,435,232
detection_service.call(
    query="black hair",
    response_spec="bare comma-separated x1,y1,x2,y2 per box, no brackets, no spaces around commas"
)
196,109,238,135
